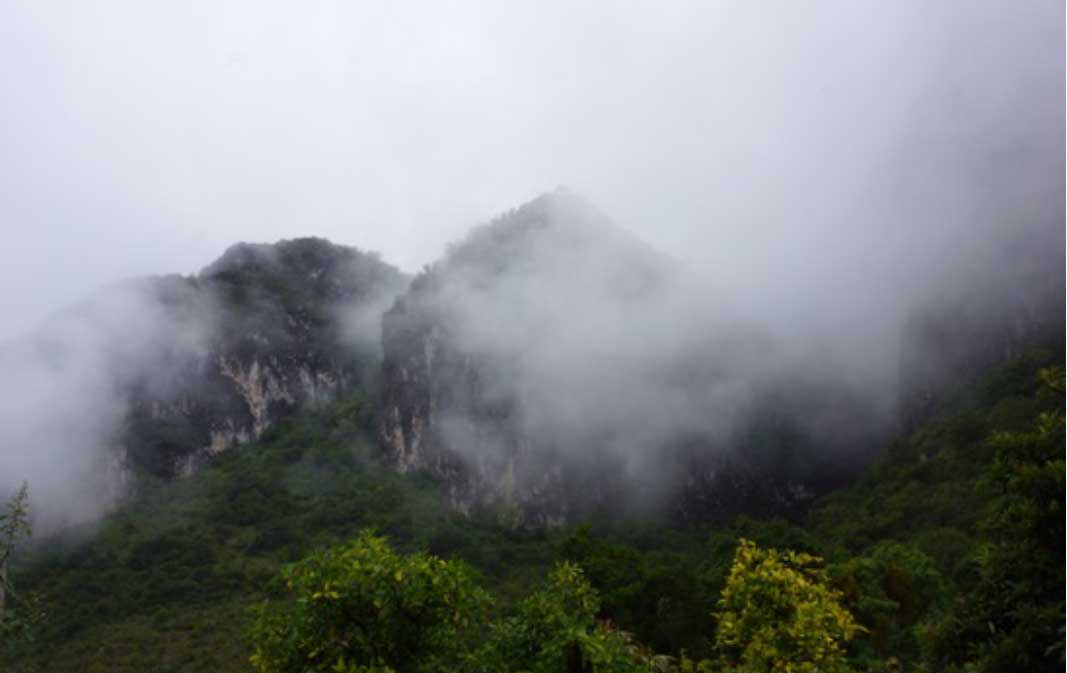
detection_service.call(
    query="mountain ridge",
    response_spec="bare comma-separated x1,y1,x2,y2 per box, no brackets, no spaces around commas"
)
2,192,1061,532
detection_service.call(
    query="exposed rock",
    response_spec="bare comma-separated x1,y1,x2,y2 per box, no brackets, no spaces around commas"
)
378,192,875,527
114,237,408,483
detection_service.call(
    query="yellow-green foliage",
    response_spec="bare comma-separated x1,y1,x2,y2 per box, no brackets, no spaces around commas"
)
248,530,491,673
250,535,669,673
714,539,862,673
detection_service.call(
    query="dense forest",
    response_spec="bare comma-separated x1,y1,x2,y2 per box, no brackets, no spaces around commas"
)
1,331,1061,672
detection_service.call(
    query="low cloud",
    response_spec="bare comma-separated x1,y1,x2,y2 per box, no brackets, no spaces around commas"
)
0,279,217,530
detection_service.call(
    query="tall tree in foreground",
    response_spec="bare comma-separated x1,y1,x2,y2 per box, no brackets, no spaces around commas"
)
1,481,42,672
248,530,491,673
713,539,863,673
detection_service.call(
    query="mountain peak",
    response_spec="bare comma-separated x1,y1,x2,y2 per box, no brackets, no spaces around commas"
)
199,237,361,279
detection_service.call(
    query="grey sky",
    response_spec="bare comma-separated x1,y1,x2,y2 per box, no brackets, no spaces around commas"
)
1,1,1062,340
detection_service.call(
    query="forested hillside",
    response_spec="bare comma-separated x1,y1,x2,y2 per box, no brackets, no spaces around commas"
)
3,333,1061,672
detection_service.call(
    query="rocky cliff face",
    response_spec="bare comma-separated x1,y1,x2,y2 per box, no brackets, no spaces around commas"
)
379,193,631,526
1,236,409,528
379,192,881,526
116,238,408,481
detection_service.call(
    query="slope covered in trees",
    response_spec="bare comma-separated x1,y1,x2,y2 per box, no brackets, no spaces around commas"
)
4,332,1062,672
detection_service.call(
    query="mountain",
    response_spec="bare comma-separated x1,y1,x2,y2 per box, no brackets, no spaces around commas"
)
380,190,892,526
7,311,1061,673
2,192,1062,672
5,192,1058,532
380,190,678,525
122,237,408,481
0,237,407,527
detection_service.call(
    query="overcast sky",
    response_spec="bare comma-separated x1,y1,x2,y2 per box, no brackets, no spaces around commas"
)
1,1,1062,340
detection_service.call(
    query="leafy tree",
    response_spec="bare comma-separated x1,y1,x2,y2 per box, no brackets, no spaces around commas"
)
559,526,710,657
713,539,863,673
248,530,491,673
831,541,945,660
481,562,665,673
0,482,31,617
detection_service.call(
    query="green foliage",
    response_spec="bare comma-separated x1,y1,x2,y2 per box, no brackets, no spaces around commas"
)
8,396,515,672
1,483,32,555
6,347,1064,673
713,539,863,673
248,537,672,673
1,482,36,660
559,526,712,657
249,531,491,673
0,480,32,597
481,562,661,673
830,542,944,662
919,367,1065,672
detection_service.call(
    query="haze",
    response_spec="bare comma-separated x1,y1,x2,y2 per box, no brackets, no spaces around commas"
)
2,1,1061,340
0,2,1063,527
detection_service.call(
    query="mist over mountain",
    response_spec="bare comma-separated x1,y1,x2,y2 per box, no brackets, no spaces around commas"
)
0,238,406,530
1,3,1063,671
2,2,1061,531
1,181,1058,534
380,190,1063,524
